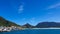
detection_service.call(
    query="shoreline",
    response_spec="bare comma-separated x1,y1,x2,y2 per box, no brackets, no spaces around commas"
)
32,28,60,29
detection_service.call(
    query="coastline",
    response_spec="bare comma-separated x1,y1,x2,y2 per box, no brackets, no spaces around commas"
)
32,28,60,29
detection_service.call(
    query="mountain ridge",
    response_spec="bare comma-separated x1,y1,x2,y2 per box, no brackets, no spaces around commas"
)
36,22,60,28
1,16,60,28
0,16,20,27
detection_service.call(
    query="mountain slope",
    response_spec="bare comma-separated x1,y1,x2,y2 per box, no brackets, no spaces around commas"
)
0,16,20,27
36,22,60,28
23,23,35,28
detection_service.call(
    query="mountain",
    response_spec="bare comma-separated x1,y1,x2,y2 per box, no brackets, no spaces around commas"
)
36,22,60,28
0,16,20,27
1,16,60,28
23,23,35,28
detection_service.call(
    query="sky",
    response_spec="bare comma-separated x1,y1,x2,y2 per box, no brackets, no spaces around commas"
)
0,0,60,25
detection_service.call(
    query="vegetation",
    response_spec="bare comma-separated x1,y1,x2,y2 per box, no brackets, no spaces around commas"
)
22,23,35,28
1,16,60,28
0,16,20,27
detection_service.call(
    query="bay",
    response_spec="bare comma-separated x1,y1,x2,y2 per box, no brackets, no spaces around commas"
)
0,29,60,34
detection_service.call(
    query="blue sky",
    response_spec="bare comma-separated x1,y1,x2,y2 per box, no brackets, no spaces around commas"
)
0,0,60,25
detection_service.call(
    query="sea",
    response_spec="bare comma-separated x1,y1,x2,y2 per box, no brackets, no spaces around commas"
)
0,29,60,34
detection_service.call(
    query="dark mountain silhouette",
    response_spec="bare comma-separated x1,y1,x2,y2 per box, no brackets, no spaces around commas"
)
23,23,35,28
0,16,20,27
36,22,60,28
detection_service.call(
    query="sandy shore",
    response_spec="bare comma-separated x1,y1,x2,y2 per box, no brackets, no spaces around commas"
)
32,28,60,29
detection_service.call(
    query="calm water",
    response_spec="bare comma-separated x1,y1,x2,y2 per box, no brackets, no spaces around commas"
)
0,29,60,34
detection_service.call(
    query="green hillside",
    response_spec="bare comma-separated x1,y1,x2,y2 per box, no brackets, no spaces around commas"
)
0,16,20,27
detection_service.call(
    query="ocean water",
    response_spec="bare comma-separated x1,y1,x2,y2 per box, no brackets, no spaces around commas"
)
0,29,60,34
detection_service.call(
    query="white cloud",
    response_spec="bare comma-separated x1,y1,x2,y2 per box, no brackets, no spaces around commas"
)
47,3,60,9
18,3,24,13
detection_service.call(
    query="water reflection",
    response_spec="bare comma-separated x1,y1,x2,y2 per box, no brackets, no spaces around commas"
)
0,32,4,34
